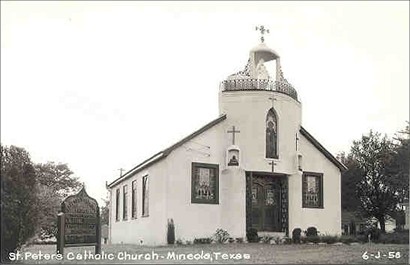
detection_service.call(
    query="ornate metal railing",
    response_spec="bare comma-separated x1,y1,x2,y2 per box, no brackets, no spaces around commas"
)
221,79,298,101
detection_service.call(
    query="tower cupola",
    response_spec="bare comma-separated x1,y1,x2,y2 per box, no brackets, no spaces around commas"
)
221,26,298,101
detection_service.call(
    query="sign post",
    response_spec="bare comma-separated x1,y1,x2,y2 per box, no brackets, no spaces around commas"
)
56,186,101,256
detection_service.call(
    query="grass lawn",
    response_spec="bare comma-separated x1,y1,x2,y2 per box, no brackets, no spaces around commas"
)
17,243,409,264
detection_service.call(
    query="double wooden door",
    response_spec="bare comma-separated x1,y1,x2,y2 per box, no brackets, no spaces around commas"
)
251,176,281,232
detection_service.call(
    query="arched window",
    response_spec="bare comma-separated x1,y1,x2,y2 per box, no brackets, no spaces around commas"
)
266,109,278,158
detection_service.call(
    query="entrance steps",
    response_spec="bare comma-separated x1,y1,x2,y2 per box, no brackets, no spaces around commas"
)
258,231,286,238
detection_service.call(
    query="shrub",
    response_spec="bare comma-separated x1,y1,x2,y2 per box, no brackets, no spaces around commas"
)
306,235,320,244
213,229,230,243
340,235,359,244
356,234,369,243
364,226,381,242
193,238,212,244
305,227,318,237
176,239,183,245
228,237,235,243
167,219,175,245
377,230,409,244
260,236,272,243
282,236,292,245
246,228,259,243
292,228,302,244
236,237,244,243
320,234,339,244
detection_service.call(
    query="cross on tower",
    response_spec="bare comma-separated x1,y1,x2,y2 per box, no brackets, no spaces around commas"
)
269,160,277,173
118,168,125,177
227,126,240,145
268,95,277,108
256,25,270,43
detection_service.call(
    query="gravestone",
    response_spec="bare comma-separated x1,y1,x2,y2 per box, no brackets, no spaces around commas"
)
57,186,101,255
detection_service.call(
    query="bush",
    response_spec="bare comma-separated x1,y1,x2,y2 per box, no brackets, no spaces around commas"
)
167,219,175,245
320,235,339,244
356,234,369,243
306,235,320,244
176,239,183,245
236,237,244,243
282,236,292,245
292,228,302,244
260,236,272,243
228,237,235,243
246,228,259,243
213,229,230,243
377,230,409,244
340,235,359,244
193,238,212,244
305,227,318,237
364,226,381,241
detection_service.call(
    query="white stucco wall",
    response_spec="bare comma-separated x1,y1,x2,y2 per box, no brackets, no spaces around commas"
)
288,133,342,235
164,120,247,242
109,160,168,245
109,88,343,244
219,90,302,175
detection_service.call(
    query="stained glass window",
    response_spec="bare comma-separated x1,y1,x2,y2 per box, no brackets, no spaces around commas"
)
266,109,278,158
123,185,128,220
132,180,137,219
142,176,149,216
115,188,120,221
302,172,323,208
252,188,257,204
266,189,275,206
191,162,219,204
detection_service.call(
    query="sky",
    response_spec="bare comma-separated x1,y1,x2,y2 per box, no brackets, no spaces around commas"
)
1,1,409,205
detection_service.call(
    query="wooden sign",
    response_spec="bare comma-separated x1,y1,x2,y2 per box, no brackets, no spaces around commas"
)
57,186,101,255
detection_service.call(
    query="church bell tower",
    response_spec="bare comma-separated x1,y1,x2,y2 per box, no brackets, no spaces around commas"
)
218,26,302,175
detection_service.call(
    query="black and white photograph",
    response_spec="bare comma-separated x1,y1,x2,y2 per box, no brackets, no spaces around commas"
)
1,1,409,264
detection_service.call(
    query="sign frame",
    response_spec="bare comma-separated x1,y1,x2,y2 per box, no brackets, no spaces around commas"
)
57,186,101,255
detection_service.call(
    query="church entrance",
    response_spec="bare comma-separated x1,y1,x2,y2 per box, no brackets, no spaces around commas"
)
246,172,288,234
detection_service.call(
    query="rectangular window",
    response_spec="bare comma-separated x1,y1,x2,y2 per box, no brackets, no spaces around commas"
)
115,188,120,221
123,185,128,220
302,172,323,208
191,162,219,204
142,175,149,217
132,180,137,219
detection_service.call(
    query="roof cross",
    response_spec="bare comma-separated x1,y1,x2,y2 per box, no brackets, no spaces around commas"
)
256,25,270,43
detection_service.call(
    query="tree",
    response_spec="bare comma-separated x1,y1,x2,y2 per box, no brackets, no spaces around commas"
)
1,145,38,262
338,152,363,212
35,162,81,197
386,122,409,203
34,162,81,239
350,130,399,232
100,197,109,226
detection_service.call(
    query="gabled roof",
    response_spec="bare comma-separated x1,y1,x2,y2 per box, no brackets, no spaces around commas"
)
108,114,227,188
300,126,347,172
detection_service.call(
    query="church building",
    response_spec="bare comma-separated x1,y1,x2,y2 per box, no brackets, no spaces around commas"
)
107,29,347,245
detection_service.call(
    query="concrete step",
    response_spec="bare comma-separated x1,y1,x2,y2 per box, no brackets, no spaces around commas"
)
258,231,286,238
